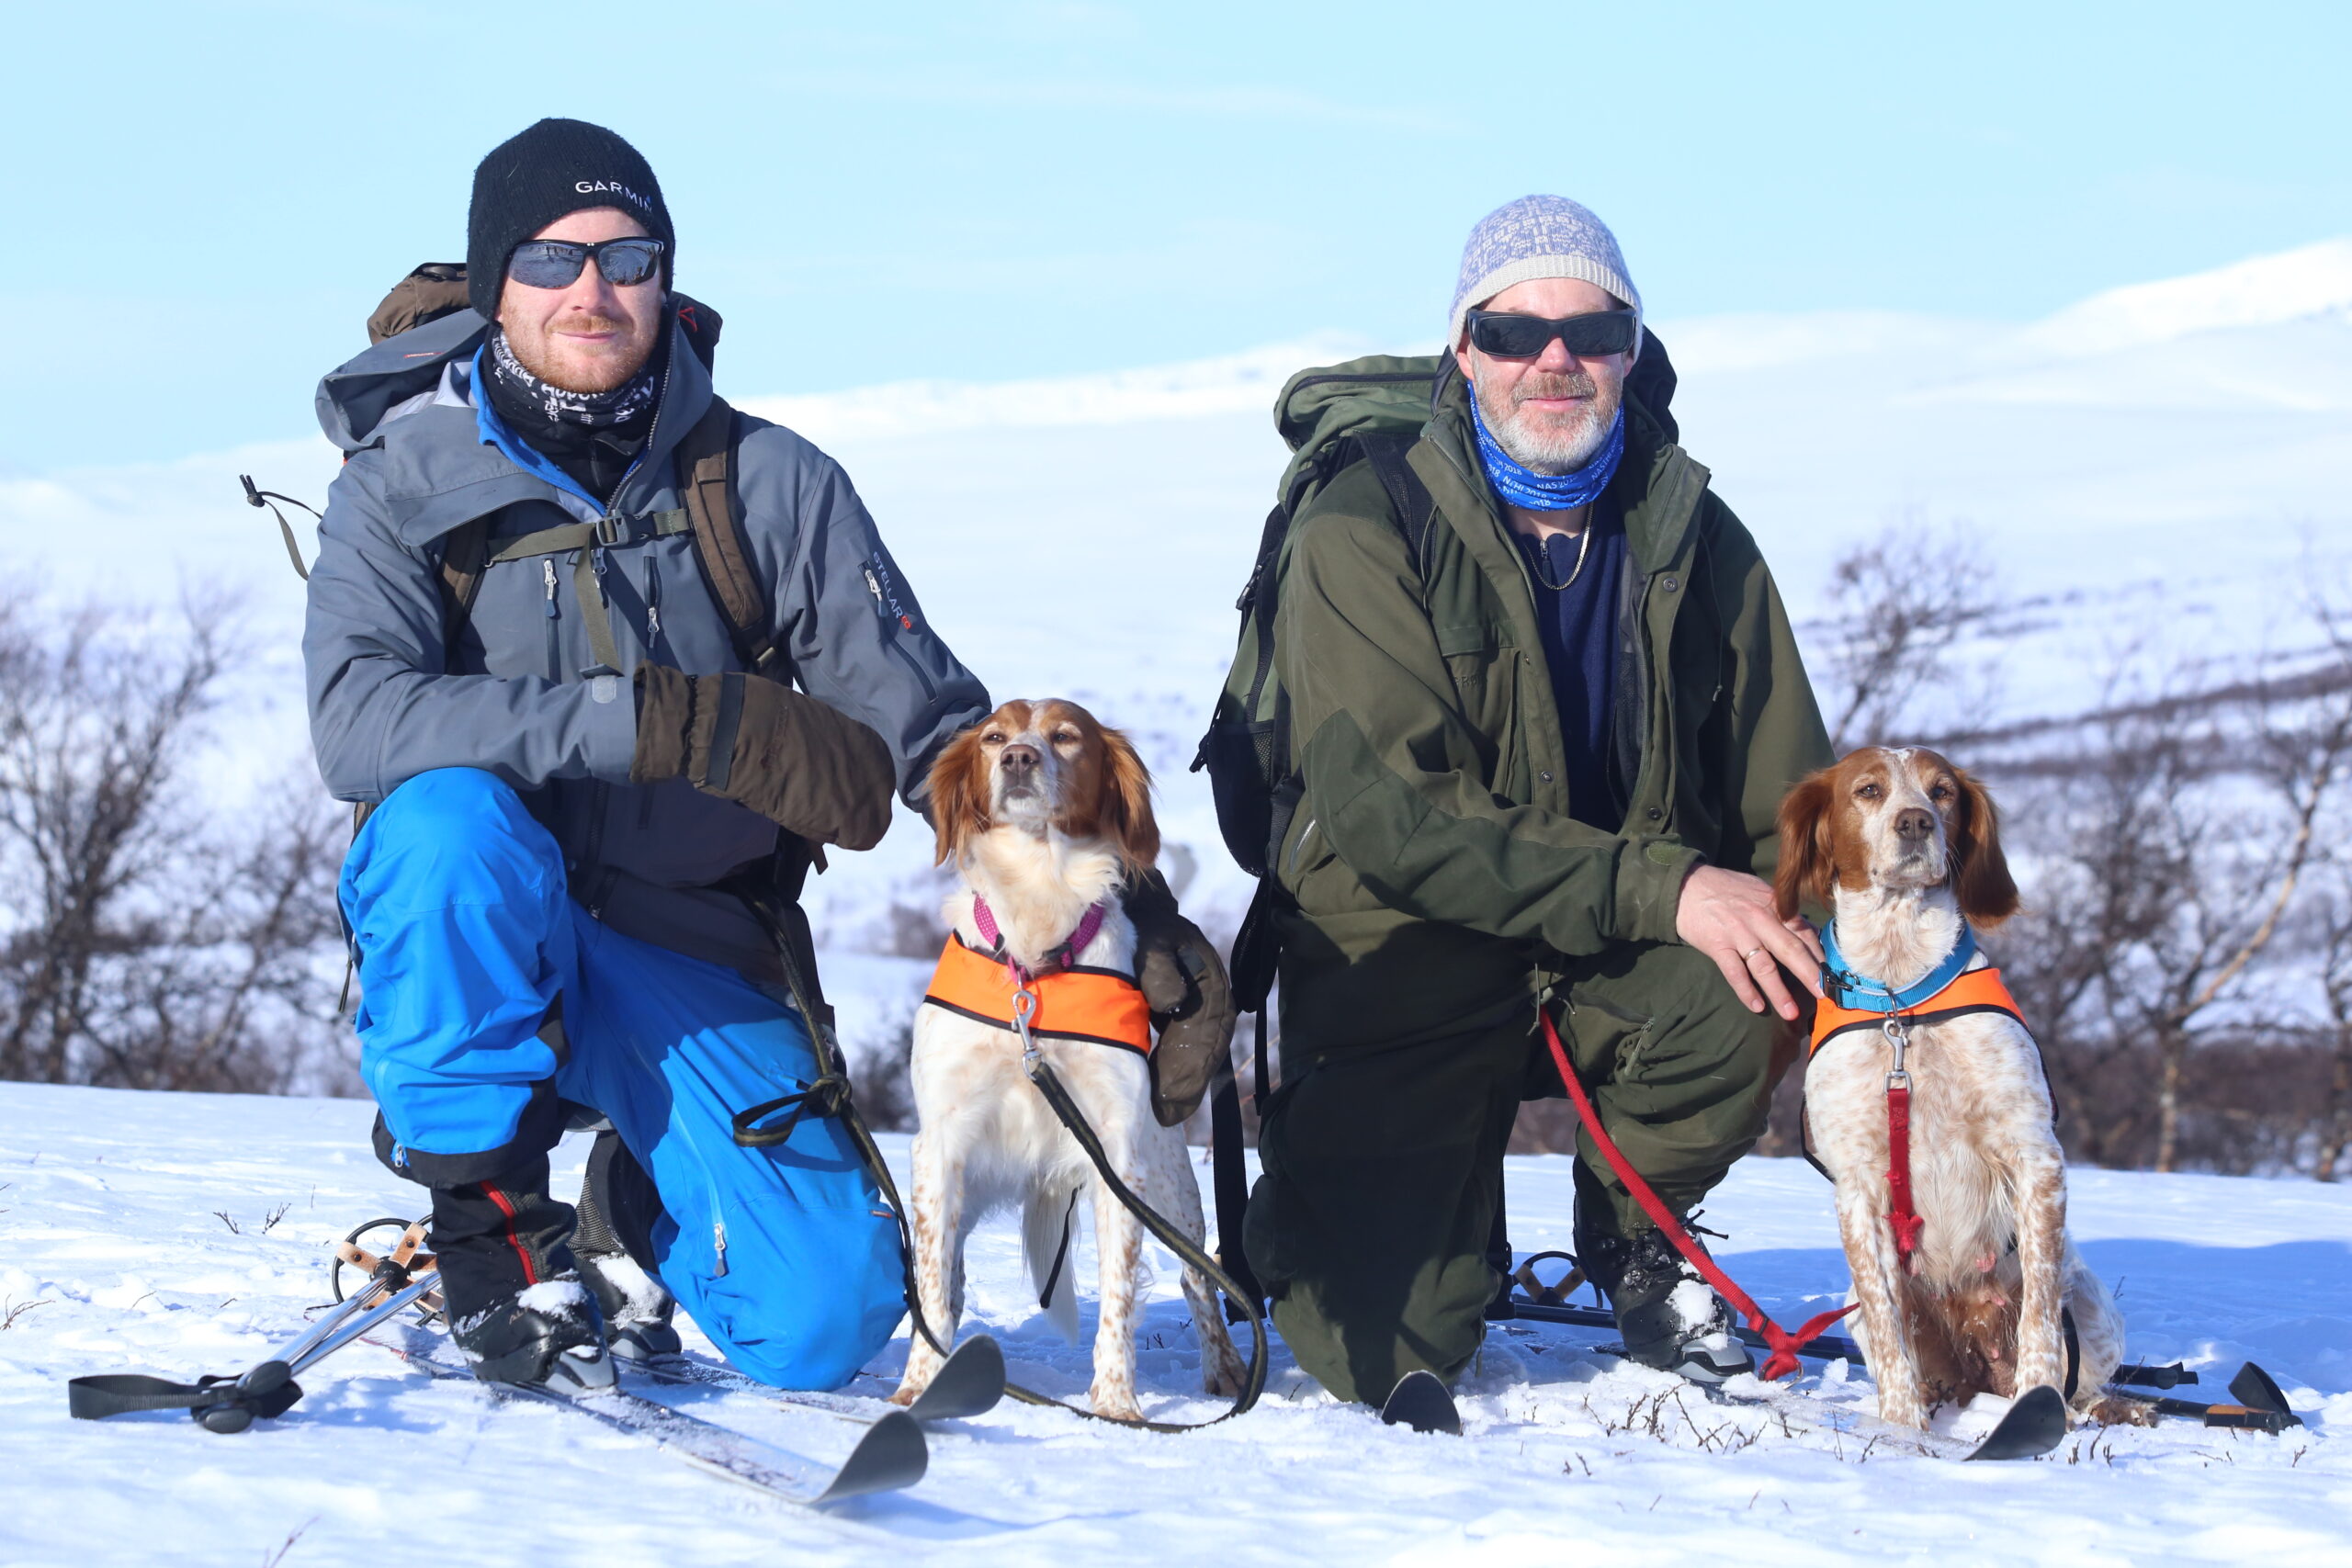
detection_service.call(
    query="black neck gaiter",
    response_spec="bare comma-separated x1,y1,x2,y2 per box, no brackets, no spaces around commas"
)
483,323,665,505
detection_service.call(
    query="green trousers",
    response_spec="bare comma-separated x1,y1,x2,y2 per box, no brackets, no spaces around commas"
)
1241,939,1793,1405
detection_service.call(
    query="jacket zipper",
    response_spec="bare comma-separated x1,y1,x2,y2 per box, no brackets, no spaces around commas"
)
643,555,662,650
541,558,560,680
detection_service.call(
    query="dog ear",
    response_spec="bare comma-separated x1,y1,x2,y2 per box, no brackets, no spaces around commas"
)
1950,766,2020,927
1095,724,1161,874
925,722,991,866
1772,767,1840,920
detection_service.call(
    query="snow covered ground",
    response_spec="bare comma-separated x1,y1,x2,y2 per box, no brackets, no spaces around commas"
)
4,1079,2348,1566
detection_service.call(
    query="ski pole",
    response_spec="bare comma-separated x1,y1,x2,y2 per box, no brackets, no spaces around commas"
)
285,1274,443,1379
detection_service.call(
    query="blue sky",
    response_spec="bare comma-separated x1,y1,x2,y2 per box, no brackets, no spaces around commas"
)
7,0,2346,470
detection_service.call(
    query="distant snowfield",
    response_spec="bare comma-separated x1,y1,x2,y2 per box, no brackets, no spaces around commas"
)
2,1080,2347,1566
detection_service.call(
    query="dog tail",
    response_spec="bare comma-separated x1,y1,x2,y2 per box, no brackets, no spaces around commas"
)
1022,1184,1083,1342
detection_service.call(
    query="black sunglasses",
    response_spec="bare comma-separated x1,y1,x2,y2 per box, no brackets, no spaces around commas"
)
506,237,667,291
1465,308,1637,359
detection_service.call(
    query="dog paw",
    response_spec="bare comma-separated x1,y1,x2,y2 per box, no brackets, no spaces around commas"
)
887,1381,923,1407
1089,1382,1144,1423
1874,1389,1930,1430
1202,1352,1247,1399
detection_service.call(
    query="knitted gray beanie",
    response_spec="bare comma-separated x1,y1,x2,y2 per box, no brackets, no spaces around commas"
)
1447,195,1641,354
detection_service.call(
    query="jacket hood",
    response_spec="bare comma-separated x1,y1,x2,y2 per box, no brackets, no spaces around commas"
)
316,307,490,454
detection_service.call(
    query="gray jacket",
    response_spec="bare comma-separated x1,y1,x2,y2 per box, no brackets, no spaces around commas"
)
304,307,989,978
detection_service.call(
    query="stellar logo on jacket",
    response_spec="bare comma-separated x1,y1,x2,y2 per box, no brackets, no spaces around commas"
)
865,555,918,632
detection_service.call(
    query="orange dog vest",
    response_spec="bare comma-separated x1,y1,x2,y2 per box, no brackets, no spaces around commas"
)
1810,965,2028,1055
923,932,1154,1057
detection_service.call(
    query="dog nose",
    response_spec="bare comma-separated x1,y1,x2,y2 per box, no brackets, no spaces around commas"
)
1001,743,1041,773
1894,807,1935,842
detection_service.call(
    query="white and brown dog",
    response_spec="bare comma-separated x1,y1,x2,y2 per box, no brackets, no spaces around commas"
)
890,698,1247,1421
1776,747,2137,1429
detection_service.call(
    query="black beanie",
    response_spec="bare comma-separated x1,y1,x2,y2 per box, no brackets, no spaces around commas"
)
466,118,674,322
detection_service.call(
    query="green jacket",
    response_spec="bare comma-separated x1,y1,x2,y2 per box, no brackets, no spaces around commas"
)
1271,367,1831,1055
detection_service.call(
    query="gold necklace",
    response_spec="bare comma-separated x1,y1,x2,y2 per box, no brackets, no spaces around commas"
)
1526,524,1593,592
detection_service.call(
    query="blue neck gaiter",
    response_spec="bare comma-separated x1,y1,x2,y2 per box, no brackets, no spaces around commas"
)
1469,396,1625,512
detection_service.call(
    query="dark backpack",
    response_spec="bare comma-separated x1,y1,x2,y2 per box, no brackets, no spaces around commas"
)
1189,354,1445,1310
1193,355,1445,889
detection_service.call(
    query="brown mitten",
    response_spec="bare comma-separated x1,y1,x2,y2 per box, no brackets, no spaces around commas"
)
1125,870,1236,1127
632,665,895,850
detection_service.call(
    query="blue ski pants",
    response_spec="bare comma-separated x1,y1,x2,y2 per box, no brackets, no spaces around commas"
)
339,767,904,1390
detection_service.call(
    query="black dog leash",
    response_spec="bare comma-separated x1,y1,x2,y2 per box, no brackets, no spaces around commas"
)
729,888,1266,1431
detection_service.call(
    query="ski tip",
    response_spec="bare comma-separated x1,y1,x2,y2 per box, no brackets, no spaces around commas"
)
906,1335,1006,1423
1378,1370,1463,1436
2227,1362,2301,1427
1962,1383,2067,1461
811,1409,929,1505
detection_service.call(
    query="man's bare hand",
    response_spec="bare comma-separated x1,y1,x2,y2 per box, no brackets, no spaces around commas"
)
1676,865,1824,1021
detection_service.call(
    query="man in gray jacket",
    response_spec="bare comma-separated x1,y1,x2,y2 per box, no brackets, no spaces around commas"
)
304,119,1219,1393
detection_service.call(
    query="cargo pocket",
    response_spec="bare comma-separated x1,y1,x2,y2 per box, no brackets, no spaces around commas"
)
1560,987,1654,1091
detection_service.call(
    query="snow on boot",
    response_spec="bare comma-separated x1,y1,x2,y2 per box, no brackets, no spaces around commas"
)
428,1157,612,1390
1579,1221,1757,1385
453,1276,616,1393
571,1129,681,1361
576,1249,681,1361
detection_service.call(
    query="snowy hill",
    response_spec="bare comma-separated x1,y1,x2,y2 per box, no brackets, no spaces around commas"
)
2,1080,2346,1565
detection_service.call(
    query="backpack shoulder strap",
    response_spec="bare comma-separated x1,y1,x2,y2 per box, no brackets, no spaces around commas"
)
1354,431,1439,581
675,395,785,677
435,518,492,665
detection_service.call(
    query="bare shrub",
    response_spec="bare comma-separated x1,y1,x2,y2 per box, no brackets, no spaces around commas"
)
1810,516,2001,752
0,597,351,1095
1744,537,2352,1177
2312,868,2352,1181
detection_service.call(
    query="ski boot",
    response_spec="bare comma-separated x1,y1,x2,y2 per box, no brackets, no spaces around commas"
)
1578,1213,1756,1385
572,1129,682,1362
452,1278,615,1393
430,1159,615,1393
575,1251,681,1362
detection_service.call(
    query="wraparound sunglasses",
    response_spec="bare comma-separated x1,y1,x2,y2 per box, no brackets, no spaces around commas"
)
1466,307,1637,359
506,237,667,290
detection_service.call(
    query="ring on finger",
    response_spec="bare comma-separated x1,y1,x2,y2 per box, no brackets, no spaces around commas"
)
1741,946,1765,963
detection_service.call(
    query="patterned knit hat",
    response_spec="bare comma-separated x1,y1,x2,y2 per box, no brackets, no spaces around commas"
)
1447,195,1641,355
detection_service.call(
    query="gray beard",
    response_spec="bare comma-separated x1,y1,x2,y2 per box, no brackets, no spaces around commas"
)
1475,370,1622,473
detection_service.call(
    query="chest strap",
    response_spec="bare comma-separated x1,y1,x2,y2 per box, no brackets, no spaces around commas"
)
923,932,1153,1057
1810,965,2028,1055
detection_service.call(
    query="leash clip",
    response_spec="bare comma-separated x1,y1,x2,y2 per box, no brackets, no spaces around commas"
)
1012,987,1042,1070
1883,1013,1911,1087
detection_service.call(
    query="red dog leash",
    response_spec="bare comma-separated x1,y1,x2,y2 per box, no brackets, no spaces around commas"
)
1538,1010,1855,1381
1812,964,2028,1273
1882,1038,1928,1268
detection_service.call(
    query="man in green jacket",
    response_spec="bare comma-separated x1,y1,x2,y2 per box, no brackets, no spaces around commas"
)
1243,196,1832,1404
